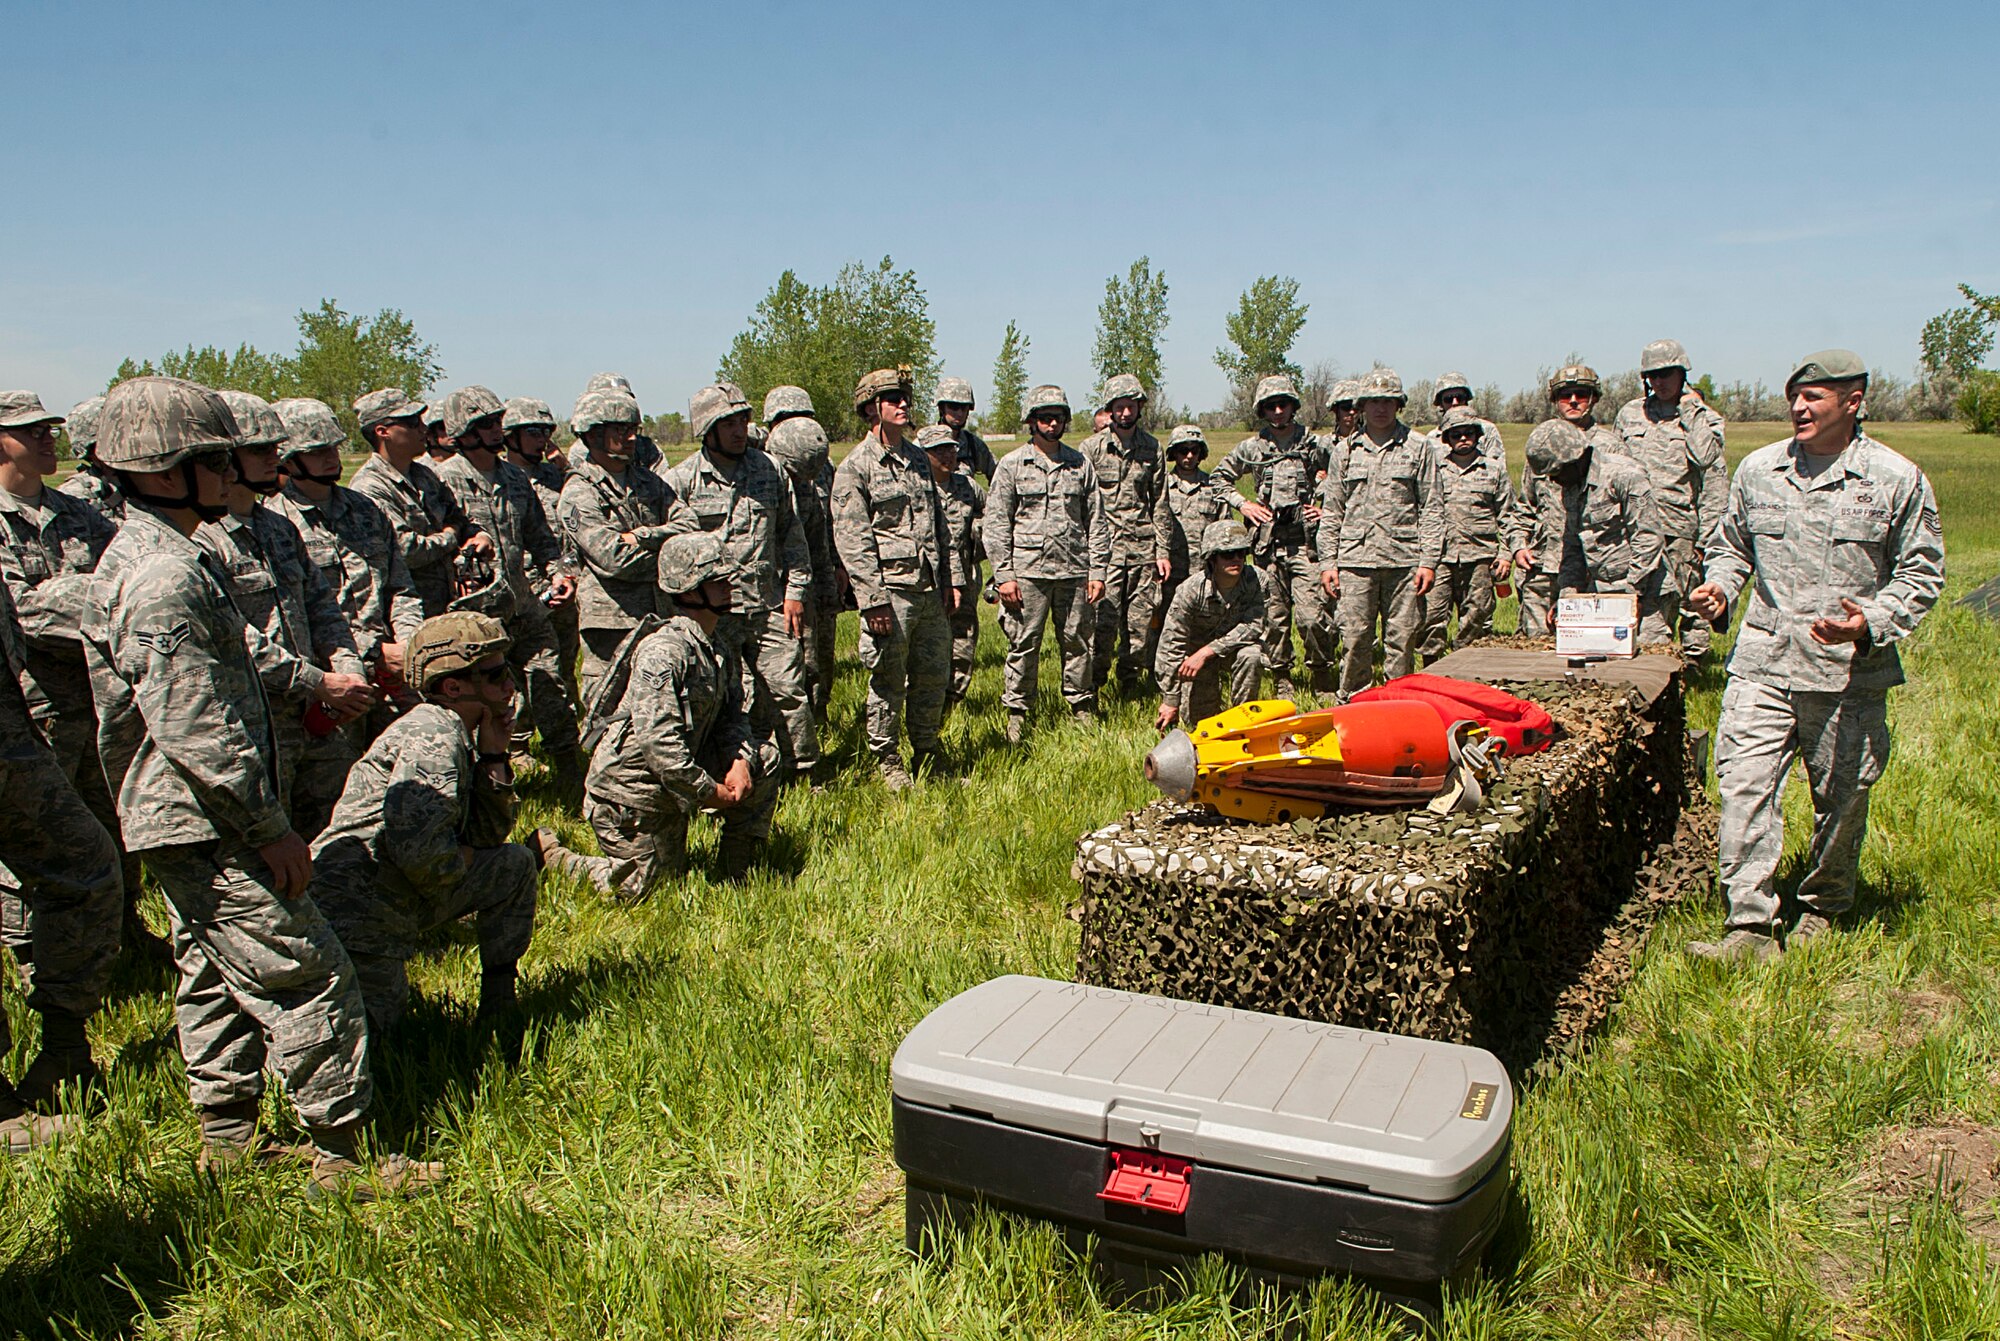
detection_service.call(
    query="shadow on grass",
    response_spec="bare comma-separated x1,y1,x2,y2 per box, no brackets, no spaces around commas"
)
1773,856,1928,934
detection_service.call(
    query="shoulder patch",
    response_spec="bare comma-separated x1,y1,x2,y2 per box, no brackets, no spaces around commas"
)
133,620,193,656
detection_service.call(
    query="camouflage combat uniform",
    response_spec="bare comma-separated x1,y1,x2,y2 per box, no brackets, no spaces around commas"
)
1210,425,1335,688
659,444,816,771
1317,423,1446,696
1420,440,1513,658
523,452,581,700
309,703,537,1029
557,457,673,701
1081,424,1166,691
1154,565,1268,725
1615,392,1728,652
1514,445,1666,617
1503,419,1619,633
950,424,996,483
984,441,1108,715
582,614,782,890
55,396,122,527
765,416,841,716
1155,465,1235,591
935,465,985,706
832,429,955,766
84,500,371,1129
348,454,481,618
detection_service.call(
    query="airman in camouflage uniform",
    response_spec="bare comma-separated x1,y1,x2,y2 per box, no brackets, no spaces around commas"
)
764,386,841,718
935,376,995,482
557,389,673,702
579,373,663,472
198,391,375,840
1329,379,1362,440
0,551,120,1143
1316,370,1445,697
1420,406,1513,658
581,532,783,889
984,385,1108,740
1211,375,1335,696
918,424,985,715
422,398,455,465
310,613,548,1029
1614,340,1729,655
1507,366,1625,633
1429,372,1505,459
505,397,580,700
1081,373,1167,695
1154,424,1235,601
1688,352,1944,961
1509,419,1665,631
57,395,123,525
347,388,493,618
433,386,586,803
1154,521,1267,732
81,377,396,1186
661,382,816,779
835,370,955,788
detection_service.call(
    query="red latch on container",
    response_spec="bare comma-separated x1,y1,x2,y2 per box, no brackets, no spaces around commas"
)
1097,1148,1193,1215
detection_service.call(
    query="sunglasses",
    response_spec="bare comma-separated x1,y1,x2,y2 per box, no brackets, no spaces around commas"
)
1554,388,1596,402
467,664,516,687
187,448,237,475
877,391,912,406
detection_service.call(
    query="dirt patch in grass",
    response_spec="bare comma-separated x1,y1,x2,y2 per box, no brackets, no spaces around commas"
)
1861,1117,2000,1246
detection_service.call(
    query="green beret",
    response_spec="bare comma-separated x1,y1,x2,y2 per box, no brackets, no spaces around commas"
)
1786,349,1869,391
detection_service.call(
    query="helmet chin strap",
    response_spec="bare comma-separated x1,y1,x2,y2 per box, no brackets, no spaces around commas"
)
293,464,343,486
244,475,283,497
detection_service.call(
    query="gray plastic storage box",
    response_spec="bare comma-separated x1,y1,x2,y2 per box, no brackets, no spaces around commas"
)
892,975,1513,1305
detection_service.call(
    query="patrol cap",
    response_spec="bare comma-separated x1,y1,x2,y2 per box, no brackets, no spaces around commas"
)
1548,364,1602,398
1102,373,1148,404
354,387,427,431
66,396,105,454
442,385,505,439
689,381,753,440
1438,406,1485,441
1525,418,1589,474
96,376,240,473
1199,519,1253,560
915,423,958,453
1432,371,1473,403
1024,385,1071,417
271,397,346,456
502,396,558,432
1639,339,1690,374
0,391,62,430
569,389,640,438
765,416,830,473
1167,423,1208,458
853,366,914,413
1252,374,1301,413
935,376,975,408
1785,348,1869,392
656,529,733,599
763,385,815,424
217,390,286,448
406,611,512,693
1357,368,1406,403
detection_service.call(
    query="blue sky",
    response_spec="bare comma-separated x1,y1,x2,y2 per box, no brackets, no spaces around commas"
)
7,0,1996,419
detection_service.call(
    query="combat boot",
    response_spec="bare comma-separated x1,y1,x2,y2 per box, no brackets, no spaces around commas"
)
306,1122,444,1202
1005,711,1026,745
1687,927,1782,963
877,754,914,792
15,1009,99,1112
717,831,758,883
0,1078,75,1156
197,1098,308,1171
529,827,637,898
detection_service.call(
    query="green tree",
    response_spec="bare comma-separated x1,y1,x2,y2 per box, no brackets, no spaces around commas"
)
1091,257,1170,420
985,320,1029,436
718,257,939,442
1919,283,2000,381
1215,276,1308,397
287,301,443,441
108,345,285,396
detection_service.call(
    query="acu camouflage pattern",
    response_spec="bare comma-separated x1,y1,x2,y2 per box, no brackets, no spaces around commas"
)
347,454,480,617
1154,564,1268,721
352,387,427,432
95,376,237,473
763,385,815,423
270,479,424,666
503,397,559,432
567,390,638,437
66,396,106,453
1639,339,1690,374
270,397,347,455
441,385,505,440
1252,375,1301,411
586,372,637,398
216,391,285,447
935,376,975,408
689,382,753,441
59,396,120,523
1101,373,1147,404
1023,385,1070,417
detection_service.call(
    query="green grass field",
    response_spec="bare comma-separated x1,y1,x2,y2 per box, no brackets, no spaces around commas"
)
6,423,1997,1337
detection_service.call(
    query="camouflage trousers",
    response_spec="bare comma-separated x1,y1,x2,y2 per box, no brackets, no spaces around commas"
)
1260,535,1336,684
552,598,582,702
318,845,539,1030
1715,680,1889,931
1092,560,1162,690
583,738,782,892
281,716,361,844
1515,568,1555,636
18,692,142,927
717,607,818,770
858,586,951,759
0,740,122,1038
1165,645,1265,727
1335,566,1424,698
805,600,840,718
1420,560,1497,660
506,603,581,757
579,624,637,708
142,839,372,1127
999,576,1095,714
948,588,979,704
1641,538,1711,655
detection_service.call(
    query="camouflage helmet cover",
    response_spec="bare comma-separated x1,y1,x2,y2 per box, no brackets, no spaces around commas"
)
96,376,240,473
1252,374,1301,413
585,372,636,399
763,384,815,424
1639,339,1690,374
406,611,512,692
568,389,640,438
689,381,753,440
934,376,975,408
1525,418,1589,474
746,423,768,448
1437,406,1486,440
1547,364,1602,398
852,366,913,413
502,396,559,432
216,390,286,447
1167,423,1208,459
442,385,505,439
353,387,426,431
1199,520,1254,560
1432,371,1473,402
1330,378,1362,406
1023,384,1071,418
270,397,346,456
1102,373,1148,404
765,416,830,474
1357,368,1406,403
422,399,448,431
914,423,958,452
656,529,733,598
66,396,106,454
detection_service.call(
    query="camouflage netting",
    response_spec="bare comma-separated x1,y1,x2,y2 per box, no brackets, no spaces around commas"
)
1073,665,1715,1073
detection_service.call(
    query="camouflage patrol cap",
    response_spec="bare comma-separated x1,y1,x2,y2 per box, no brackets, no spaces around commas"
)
689,381,753,440
766,415,830,473
502,397,558,432
1024,385,1071,417
1357,368,1406,403
0,391,62,429
1786,349,1869,392
915,423,958,453
66,396,105,454
763,385,815,424
656,529,733,599
1525,418,1589,474
442,385,505,439
353,387,427,431
96,376,240,473
1432,371,1473,403
1639,339,1690,374
271,397,346,456
1167,423,1208,458
853,366,914,413
406,611,512,693
1548,364,1602,398
586,372,636,400
1199,520,1253,560
1438,406,1485,441
1330,378,1362,407
1102,373,1148,404
935,376,975,408
1252,374,1301,413
216,390,287,448
568,389,639,438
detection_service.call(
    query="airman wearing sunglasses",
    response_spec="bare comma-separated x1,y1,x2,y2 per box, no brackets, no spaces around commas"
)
1505,365,1625,634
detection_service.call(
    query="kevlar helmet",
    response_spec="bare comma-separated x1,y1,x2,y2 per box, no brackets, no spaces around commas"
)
934,376,975,409
66,396,106,456
96,377,239,472
1357,368,1406,403
585,372,636,402
853,366,914,414
656,530,733,599
1330,378,1361,408
766,416,830,474
1525,419,1589,474
503,397,558,432
689,382,752,440
217,390,286,448
1432,371,1473,404
763,385,815,424
569,389,641,438
406,612,512,693
1167,423,1208,459
1437,406,1485,444
1102,373,1148,405
1199,519,1253,561
442,385,505,439
1547,364,1602,399
1639,340,1690,374
1252,374,1301,414
271,398,346,457
353,387,426,431
1024,384,1071,418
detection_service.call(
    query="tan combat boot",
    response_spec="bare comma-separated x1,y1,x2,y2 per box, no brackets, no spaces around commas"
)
306,1122,445,1202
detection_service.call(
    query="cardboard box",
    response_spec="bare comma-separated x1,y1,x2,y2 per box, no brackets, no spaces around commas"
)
1554,593,1638,658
